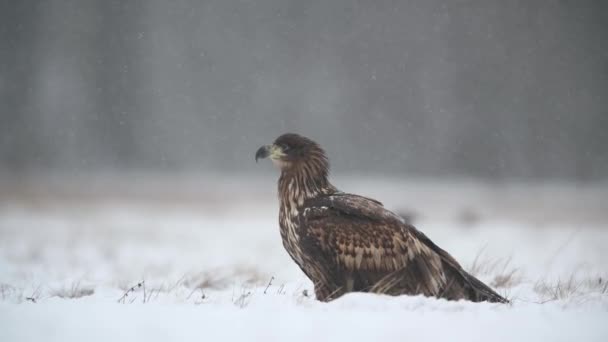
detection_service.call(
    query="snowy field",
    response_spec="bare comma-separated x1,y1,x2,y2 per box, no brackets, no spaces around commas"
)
1,174,607,341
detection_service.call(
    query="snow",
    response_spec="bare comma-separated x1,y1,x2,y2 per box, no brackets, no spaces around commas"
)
0,176,607,341
2,295,607,341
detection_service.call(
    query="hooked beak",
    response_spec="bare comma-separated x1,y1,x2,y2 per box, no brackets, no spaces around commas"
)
255,144,284,163
255,145,270,162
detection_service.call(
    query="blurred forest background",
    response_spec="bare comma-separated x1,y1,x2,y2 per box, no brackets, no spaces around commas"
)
1,0,607,181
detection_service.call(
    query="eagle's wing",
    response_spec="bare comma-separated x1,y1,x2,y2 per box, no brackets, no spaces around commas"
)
301,193,440,273
300,193,507,302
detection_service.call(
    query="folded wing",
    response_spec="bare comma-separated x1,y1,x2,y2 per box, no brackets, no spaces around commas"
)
300,193,507,302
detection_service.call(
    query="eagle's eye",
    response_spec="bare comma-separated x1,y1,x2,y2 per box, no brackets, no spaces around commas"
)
280,144,291,153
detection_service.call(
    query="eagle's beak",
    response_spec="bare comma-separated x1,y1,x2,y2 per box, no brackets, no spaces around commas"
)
255,144,284,162
255,145,270,162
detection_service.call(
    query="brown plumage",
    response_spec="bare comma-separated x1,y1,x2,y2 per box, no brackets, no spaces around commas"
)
255,133,507,303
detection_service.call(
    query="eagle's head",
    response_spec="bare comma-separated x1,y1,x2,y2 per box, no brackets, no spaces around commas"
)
255,133,329,175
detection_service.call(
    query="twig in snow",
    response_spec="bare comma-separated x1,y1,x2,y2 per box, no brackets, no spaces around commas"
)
143,287,160,303
117,281,144,304
276,284,285,295
186,287,198,300
167,274,186,293
25,284,43,303
142,281,147,303
264,276,274,294
194,291,207,305
233,287,252,308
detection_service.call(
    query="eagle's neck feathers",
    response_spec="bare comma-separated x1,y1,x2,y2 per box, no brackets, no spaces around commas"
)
278,159,336,216
277,151,337,265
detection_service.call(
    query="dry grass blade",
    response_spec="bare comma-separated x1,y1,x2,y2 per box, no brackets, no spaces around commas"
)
233,288,252,308
534,276,582,303
263,276,274,294
468,245,489,277
24,284,43,303
468,249,521,288
117,281,144,304
51,281,95,299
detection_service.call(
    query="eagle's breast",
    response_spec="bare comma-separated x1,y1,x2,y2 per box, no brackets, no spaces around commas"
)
276,153,337,281
278,185,306,266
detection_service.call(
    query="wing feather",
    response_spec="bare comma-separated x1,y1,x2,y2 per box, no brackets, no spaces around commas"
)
300,193,507,303
301,193,435,273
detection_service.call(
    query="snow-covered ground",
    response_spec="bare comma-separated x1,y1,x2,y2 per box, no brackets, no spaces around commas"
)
1,175,607,341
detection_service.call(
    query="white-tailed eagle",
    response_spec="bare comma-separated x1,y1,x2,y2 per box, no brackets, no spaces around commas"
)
255,133,507,303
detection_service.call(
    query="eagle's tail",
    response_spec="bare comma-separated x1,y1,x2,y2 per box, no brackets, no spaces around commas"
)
459,270,509,303
368,256,509,303
409,228,509,303
433,255,508,303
